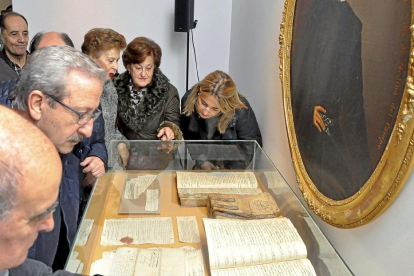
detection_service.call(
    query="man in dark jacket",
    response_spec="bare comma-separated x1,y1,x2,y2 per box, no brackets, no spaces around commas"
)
0,106,81,276
0,12,29,81
30,31,108,179
5,46,106,269
0,33,108,270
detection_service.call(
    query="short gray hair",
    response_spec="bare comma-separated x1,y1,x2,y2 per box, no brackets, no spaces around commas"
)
10,45,106,110
0,160,22,221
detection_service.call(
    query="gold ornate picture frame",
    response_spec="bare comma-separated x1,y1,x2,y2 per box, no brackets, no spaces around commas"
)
279,0,414,228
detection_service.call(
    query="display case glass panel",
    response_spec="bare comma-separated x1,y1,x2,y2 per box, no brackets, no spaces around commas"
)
66,140,353,276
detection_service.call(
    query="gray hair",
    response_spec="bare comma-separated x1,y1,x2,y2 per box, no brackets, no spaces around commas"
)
10,45,106,110
0,160,21,221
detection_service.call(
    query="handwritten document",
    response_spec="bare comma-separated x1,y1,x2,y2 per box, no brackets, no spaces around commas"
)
102,250,116,260
263,171,291,193
210,259,316,276
65,251,83,274
134,248,161,276
75,219,94,246
145,189,159,212
109,247,138,276
123,174,157,199
203,217,307,270
177,216,201,243
90,247,204,276
90,259,112,276
178,188,262,196
100,217,174,245
176,171,258,189
183,246,205,276
160,247,186,276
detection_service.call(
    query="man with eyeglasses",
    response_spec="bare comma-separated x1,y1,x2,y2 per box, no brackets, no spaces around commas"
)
0,106,82,276
29,31,108,223
4,45,106,270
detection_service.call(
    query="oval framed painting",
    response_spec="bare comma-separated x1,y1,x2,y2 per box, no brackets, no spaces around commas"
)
280,0,414,228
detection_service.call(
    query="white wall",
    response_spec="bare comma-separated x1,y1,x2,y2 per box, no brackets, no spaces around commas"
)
12,0,414,275
229,1,414,275
229,1,296,195
13,0,232,97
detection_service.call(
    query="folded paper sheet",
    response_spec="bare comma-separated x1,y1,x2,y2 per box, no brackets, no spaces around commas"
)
89,246,204,276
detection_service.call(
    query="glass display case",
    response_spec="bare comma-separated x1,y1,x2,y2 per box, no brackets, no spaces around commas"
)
65,140,353,276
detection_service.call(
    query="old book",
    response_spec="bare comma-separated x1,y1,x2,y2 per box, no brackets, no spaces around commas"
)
176,171,262,207
203,218,317,276
207,192,282,219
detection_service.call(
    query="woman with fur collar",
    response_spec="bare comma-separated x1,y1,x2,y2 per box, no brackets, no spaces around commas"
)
113,37,182,141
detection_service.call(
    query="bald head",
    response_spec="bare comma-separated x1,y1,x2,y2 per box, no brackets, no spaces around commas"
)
0,105,61,217
37,32,66,49
0,105,62,269
29,31,74,53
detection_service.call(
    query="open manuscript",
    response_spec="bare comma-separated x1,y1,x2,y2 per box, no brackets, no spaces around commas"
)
203,217,317,276
176,171,262,207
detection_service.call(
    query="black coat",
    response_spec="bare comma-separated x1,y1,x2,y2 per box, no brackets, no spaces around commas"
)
181,90,262,145
181,90,262,169
291,0,372,200
114,69,182,140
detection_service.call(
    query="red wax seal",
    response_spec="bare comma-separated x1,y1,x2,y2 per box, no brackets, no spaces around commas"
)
120,236,134,244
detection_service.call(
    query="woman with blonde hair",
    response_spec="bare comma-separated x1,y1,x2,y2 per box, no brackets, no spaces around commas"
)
181,70,262,170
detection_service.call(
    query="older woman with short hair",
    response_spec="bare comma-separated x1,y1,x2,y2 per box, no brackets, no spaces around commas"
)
81,28,127,150
113,36,182,141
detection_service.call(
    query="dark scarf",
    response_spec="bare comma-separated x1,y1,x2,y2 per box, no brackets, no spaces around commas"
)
114,68,171,133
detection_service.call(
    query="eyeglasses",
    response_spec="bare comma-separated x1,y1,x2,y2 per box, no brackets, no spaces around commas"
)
46,94,101,125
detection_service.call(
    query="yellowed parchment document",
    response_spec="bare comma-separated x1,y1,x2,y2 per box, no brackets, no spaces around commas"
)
100,217,174,245
177,216,201,243
203,217,314,274
90,247,204,276
123,174,157,199
210,259,317,276
176,171,258,189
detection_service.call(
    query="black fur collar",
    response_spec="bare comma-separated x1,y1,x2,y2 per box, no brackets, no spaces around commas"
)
114,68,171,133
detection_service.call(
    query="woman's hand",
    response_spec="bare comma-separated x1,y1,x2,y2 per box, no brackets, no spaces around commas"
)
157,141,174,154
201,161,220,170
157,127,174,141
117,142,129,167
313,105,327,132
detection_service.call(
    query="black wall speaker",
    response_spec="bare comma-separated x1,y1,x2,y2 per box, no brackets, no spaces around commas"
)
174,0,195,32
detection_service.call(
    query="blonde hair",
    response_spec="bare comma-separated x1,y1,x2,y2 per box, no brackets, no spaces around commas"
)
183,70,247,133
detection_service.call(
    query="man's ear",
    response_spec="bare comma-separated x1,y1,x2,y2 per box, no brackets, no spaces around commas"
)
27,90,46,121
